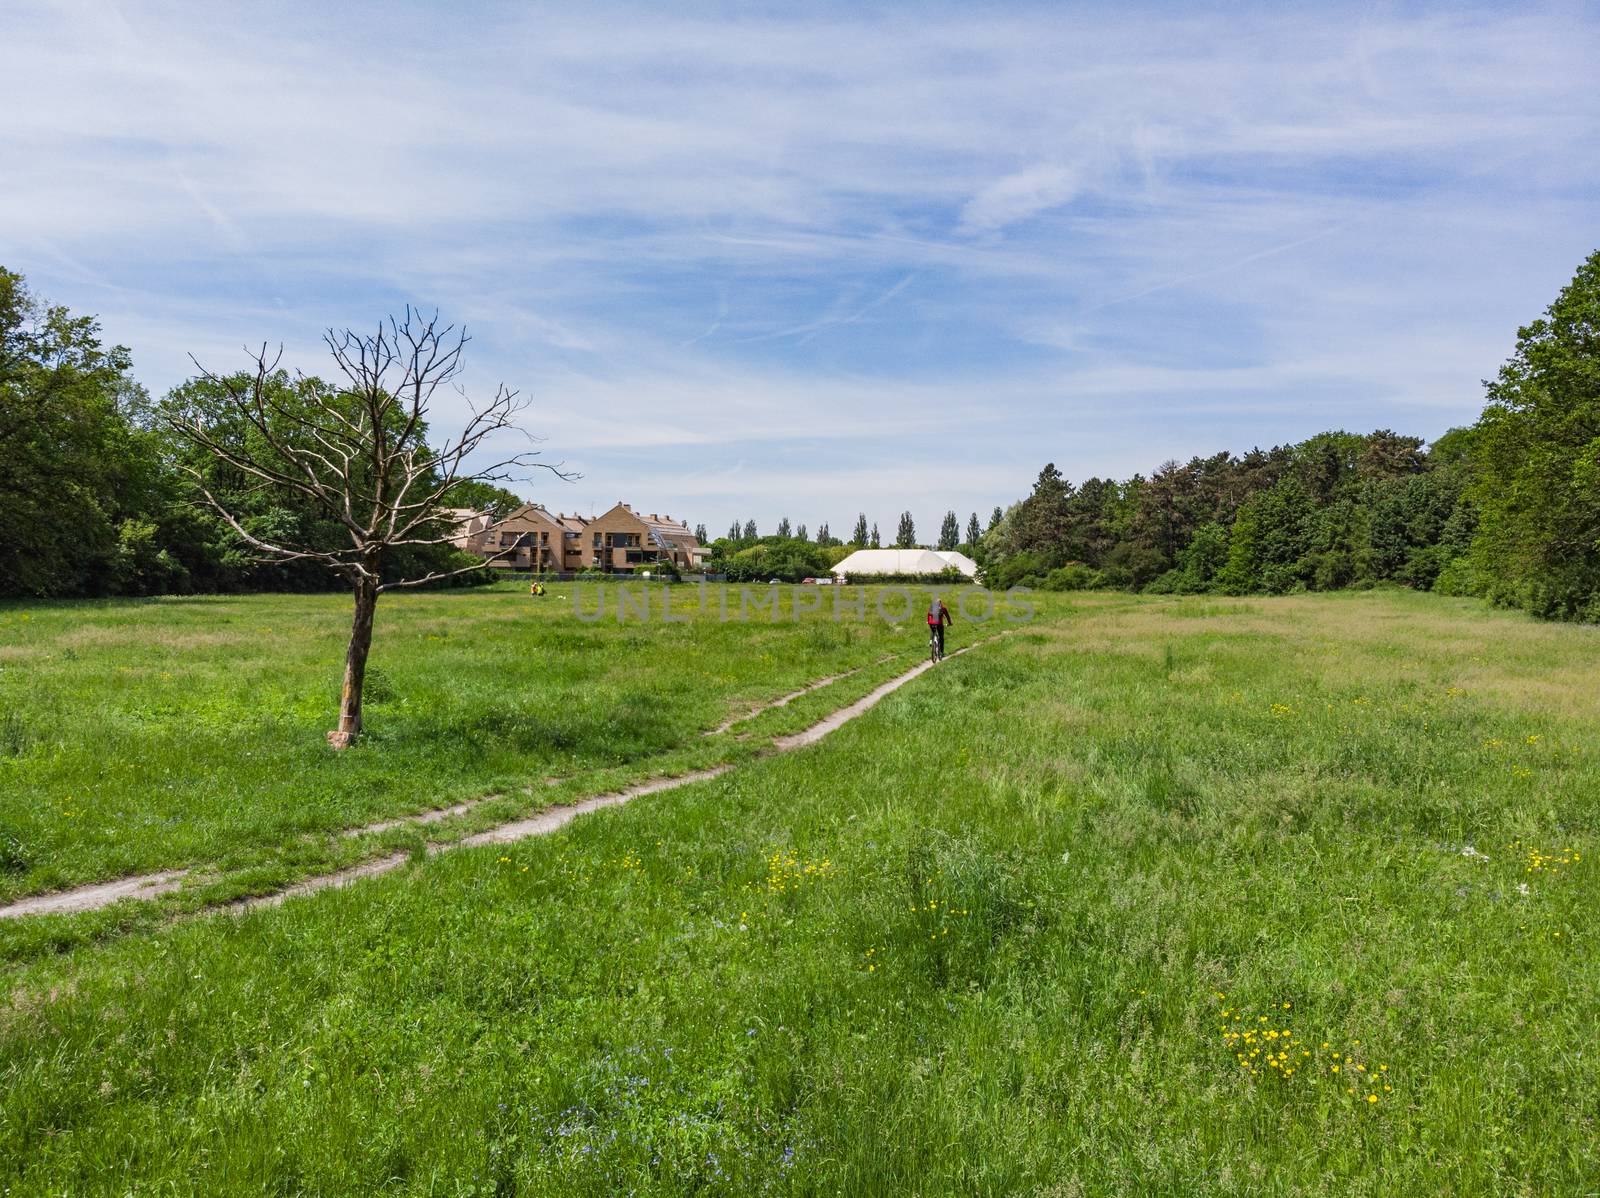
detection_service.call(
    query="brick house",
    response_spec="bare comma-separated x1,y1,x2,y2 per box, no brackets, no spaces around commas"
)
448,503,568,572
450,502,704,574
583,503,707,574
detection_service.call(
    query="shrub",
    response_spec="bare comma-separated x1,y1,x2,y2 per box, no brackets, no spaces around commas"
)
1433,556,1481,597
842,569,970,587
981,551,1047,592
1095,563,1135,590
1042,563,1097,592
1142,569,1184,594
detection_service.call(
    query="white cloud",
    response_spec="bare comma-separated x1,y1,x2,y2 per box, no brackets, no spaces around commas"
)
959,164,1084,233
0,0,1595,534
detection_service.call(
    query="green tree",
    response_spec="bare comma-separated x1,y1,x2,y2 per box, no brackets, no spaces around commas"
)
1215,477,1315,594
0,267,167,597
1175,521,1230,591
966,512,981,546
448,480,526,517
853,513,869,546
1011,464,1073,561
1062,477,1121,566
896,511,917,548
694,522,707,542
743,519,758,541
870,522,880,548
938,510,959,550
727,519,741,541
776,516,792,538
1469,249,1600,619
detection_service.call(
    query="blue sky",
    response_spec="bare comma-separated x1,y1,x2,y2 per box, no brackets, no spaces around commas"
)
3,1,1597,538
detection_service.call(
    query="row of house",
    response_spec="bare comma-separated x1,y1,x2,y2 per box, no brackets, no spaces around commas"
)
448,502,708,575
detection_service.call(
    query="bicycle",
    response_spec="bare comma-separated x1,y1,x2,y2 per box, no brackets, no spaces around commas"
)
929,623,944,664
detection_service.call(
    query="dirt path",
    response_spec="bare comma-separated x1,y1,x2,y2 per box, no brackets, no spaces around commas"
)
0,635,1002,923
0,871,189,920
703,654,897,736
705,670,858,736
775,642,981,749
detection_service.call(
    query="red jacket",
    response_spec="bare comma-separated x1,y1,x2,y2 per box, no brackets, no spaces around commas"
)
927,602,951,626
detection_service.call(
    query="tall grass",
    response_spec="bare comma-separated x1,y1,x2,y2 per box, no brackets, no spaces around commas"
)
0,589,1595,1194
0,583,938,904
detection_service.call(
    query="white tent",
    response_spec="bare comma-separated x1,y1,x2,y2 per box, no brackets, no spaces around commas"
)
830,548,978,578
933,550,980,576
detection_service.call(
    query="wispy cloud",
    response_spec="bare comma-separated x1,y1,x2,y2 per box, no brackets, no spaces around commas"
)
960,164,1085,233
1,0,1595,534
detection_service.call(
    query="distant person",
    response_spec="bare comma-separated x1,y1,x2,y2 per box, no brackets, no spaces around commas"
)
927,596,951,659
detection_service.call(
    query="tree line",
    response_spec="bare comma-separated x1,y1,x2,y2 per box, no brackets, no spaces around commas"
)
4,249,1597,621
0,268,528,600
704,508,997,581
980,249,1600,621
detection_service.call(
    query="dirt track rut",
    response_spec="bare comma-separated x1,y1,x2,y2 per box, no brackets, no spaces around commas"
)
0,635,1002,922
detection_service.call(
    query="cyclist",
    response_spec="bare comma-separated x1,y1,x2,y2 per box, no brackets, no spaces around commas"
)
927,595,952,660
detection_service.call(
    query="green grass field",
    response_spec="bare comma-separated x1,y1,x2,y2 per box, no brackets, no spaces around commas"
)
2,587,1596,1194
0,582,1001,956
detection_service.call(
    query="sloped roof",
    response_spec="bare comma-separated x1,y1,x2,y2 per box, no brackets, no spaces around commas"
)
932,550,980,575
552,511,590,535
830,548,976,577
642,514,698,548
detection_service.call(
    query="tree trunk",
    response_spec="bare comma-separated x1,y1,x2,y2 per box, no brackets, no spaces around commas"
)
327,574,379,749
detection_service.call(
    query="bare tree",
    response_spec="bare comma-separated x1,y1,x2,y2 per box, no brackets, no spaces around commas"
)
167,309,570,747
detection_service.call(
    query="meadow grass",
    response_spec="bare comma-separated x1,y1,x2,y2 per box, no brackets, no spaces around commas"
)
0,582,1008,960
1,589,1597,1194
0,581,951,899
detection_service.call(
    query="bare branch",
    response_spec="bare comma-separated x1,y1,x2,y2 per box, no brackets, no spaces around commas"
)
168,307,578,742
